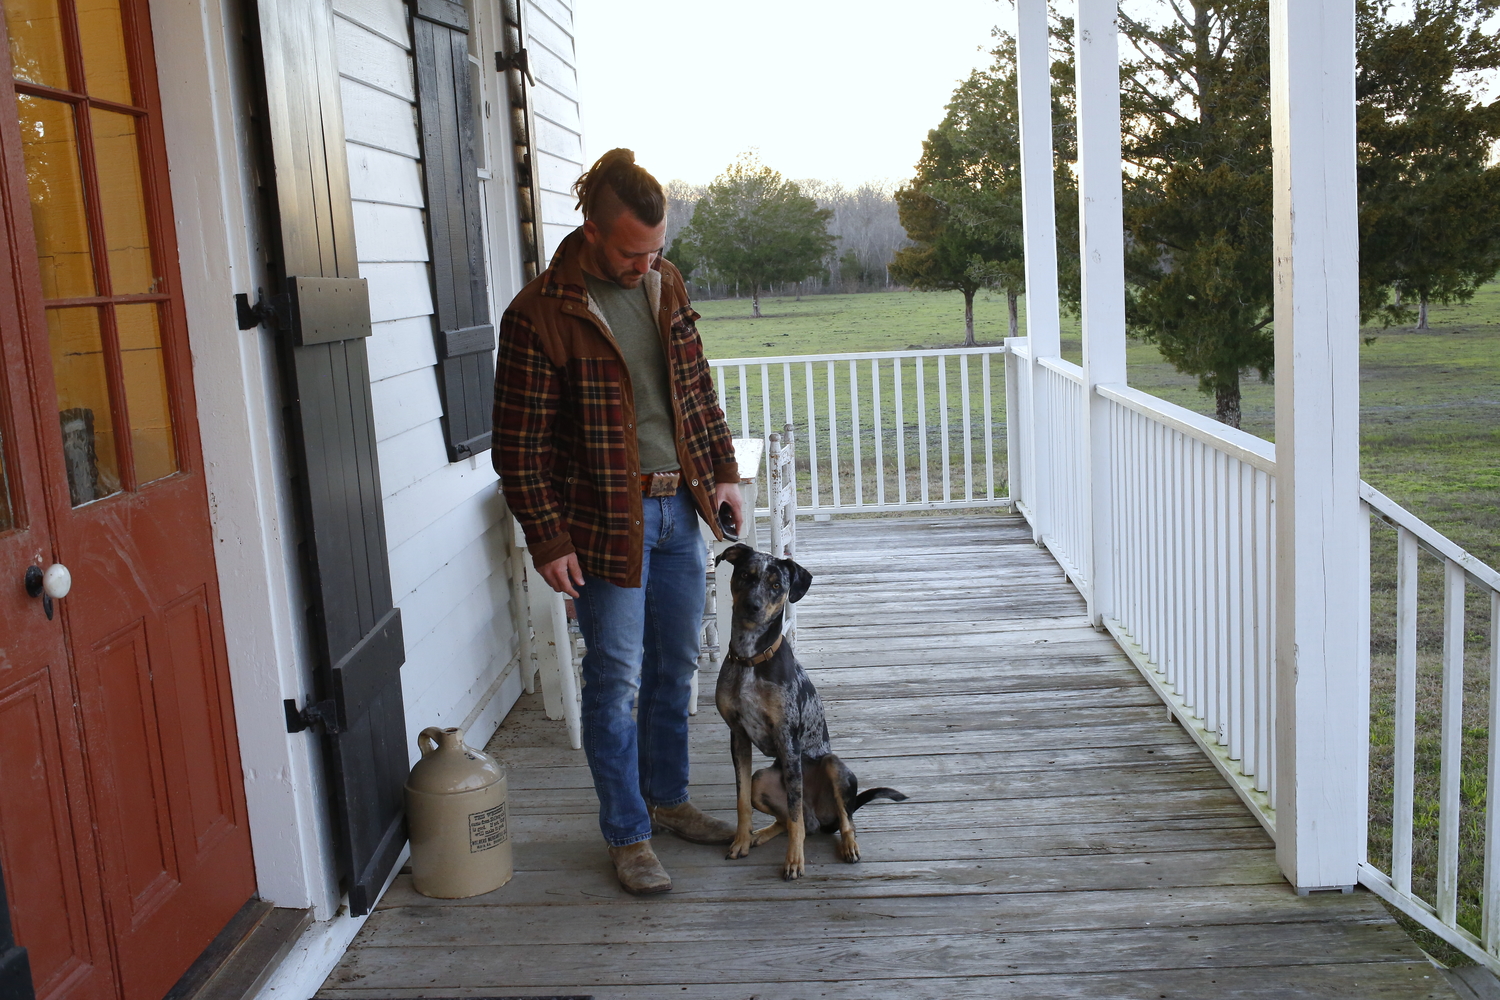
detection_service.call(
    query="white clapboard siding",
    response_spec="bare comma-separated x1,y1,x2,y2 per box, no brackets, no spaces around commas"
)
370,367,444,442
387,487,503,604
382,458,501,551
523,0,582,261
333,0,408,45
366,316,438,382
333,0,522,746
364,262,434,324
340,79,421,157
334,17,413,99
374,420,450,497
352,203,429,263
347,145,425,208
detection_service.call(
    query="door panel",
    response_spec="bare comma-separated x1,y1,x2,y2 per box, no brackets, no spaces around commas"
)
83,619,178,917
0,675,97,999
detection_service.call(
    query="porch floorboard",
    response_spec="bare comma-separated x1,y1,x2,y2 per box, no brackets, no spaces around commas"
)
317,514,1455,999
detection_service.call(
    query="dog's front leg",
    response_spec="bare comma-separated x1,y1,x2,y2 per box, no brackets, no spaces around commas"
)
782,755,806,880
727,728,755,859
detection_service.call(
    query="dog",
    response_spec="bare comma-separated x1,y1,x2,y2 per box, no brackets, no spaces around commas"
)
713,543,906,880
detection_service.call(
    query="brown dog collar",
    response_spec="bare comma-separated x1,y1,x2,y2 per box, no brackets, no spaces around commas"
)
732,633,784,666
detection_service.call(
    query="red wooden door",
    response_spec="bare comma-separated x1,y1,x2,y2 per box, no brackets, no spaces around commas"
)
0,150,114,1000
0,0,258,993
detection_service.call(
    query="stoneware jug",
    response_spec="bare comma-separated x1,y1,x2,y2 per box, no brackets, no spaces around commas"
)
405,726,512,898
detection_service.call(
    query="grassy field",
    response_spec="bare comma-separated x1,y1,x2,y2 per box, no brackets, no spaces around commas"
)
699,285,1500,958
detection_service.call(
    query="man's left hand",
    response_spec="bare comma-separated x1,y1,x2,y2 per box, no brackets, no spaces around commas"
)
714,482,743,539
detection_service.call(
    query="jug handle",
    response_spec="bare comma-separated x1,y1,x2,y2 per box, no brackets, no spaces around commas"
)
418,726,446,757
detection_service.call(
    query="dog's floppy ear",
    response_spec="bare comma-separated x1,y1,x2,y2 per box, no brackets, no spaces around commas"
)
715,543,754,567
782,559,813,603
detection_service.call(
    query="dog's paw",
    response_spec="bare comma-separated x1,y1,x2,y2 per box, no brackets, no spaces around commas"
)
838,835,860,864
782,851,805,880
750,822,784,847
726,836,753,860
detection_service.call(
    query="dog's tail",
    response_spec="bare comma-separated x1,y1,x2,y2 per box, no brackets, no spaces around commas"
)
850,787,907,814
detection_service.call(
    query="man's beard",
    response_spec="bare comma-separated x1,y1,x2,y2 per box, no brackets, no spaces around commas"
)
591,246,644,288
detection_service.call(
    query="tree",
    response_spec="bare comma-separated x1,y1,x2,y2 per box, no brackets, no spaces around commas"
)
893,29,1077,346
1118,0,1275,428
1357,0,1500,329
677,154,835,317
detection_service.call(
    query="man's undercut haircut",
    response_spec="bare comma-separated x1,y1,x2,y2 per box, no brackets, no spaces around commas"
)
574,148,665,232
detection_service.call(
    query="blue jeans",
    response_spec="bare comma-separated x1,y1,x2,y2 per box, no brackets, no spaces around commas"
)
572,487,707,847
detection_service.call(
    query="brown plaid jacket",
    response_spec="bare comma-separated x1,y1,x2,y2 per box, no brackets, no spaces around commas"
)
492,228,738,587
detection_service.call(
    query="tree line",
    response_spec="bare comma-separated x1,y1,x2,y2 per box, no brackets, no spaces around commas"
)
664,162,910,310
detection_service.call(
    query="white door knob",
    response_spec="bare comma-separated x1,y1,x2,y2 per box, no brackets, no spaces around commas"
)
42,563,71,600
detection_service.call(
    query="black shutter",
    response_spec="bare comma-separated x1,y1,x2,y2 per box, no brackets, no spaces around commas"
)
411,0,494,463
0,862,34,1000
245,0,409,916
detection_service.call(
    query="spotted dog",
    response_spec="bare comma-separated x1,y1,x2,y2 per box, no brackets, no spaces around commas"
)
714,544,906,880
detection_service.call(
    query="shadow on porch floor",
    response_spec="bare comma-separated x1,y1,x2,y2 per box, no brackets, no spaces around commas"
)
316,514,1456,999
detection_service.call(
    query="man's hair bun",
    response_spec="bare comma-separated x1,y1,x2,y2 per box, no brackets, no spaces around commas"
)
573,148,665,229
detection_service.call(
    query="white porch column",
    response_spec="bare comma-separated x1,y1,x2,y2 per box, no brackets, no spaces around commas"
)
1016,0,1059,544
1075,0,1128,624
1270,0,1366,891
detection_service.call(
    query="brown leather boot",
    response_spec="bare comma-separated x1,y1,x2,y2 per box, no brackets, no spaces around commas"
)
649,800,736,845
608,840,672,895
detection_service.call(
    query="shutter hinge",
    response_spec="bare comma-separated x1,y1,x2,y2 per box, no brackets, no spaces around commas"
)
236,288,288,330
284,697,343,734
495,48,535,86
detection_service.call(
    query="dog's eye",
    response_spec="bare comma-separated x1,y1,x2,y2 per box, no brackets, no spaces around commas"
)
770,578,782,591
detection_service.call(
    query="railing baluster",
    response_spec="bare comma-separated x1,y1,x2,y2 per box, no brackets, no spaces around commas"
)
939,355,951,504
1485,588,1500,953
983,353,995,500
1437,558,1467,925
737,364,749,439
761,363,773,464
1392,526,1418,894
917,356,929,505
895,359,907,505
871,359,885,506
827,361,840,509
961,354,973,501
850,360,863,506
805,361,818,510
783,363,796,503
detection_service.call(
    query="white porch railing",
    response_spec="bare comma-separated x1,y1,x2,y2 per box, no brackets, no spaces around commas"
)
1358,484,1500,966
1004,338,1500,969
708,347,1010,515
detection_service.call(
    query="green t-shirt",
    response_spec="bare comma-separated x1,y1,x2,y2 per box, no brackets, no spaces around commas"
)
583,273,679,474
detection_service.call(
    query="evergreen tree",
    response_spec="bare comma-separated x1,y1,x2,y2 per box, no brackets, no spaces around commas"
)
678,154,834,318
1357,0,1500,329
893,29,1077,347
1118,0,1274,428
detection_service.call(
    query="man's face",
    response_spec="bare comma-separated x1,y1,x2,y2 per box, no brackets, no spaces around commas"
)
582,211,666,289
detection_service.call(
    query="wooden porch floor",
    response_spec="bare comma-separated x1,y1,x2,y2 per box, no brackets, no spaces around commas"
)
319,514,1456,999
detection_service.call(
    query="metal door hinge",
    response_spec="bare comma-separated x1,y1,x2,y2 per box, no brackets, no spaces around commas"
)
236,288,288,330
284,697,342,734
495,48,535,85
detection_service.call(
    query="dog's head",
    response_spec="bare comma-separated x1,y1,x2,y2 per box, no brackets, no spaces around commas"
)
715,544,812,654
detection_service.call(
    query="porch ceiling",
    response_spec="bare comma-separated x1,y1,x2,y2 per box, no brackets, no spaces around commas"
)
317,516,1452,999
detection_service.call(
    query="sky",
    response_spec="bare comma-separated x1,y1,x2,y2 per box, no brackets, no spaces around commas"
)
574,0,1017,190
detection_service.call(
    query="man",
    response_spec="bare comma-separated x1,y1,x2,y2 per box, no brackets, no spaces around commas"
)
492,148,743,895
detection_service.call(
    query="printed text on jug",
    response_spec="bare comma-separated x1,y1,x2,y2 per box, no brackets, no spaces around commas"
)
469,803,508,853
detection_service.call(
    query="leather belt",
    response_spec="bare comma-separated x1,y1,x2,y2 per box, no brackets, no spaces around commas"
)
641,471,681,497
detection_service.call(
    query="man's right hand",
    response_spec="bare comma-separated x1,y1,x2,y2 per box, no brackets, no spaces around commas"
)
538,553,585,598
